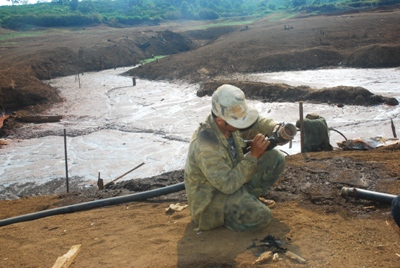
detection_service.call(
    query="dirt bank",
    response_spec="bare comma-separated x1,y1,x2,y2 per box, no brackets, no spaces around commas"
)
127,8,400,82
1,7,400,117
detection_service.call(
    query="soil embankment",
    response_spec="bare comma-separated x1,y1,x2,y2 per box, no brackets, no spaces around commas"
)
0,7,400,268
1,7,400,119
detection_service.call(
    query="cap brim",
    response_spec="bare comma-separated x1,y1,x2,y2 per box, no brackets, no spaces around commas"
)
225,106,259,129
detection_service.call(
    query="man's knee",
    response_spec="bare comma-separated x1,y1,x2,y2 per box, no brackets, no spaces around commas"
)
271,149,286,171
226,207,272,232
259,149,286,170
251,209,272,231
256,149,286,180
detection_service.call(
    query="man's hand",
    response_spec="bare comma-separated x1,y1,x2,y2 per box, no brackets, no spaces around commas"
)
248,133,270,159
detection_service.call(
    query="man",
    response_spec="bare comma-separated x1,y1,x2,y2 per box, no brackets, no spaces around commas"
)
184,84,294,232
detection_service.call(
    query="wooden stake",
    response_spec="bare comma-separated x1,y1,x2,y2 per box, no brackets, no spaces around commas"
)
299,101,305,153
52,244,81,268
391,119,397,138
64,129,69,193
97,172,104,190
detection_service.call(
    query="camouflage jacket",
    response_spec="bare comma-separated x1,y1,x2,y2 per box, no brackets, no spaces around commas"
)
184,114,278,230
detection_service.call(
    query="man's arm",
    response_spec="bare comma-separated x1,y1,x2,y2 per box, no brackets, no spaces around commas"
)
194,146,258,195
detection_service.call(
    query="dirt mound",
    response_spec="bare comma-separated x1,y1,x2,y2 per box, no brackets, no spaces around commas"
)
345,44,400,67
198,80,399,106
0,68,62,112
185,25,240,44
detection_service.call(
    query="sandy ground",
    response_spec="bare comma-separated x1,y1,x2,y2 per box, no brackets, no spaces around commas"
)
1,183,400,268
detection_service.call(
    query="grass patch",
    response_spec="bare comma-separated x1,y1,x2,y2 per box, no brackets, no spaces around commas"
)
0,30,50,42
0,41,17,46
0,28,79,42
140,55,165,65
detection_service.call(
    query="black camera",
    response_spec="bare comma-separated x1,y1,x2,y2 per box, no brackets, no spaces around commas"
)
243,123,297,153
266,122,297,150
266,137,279,151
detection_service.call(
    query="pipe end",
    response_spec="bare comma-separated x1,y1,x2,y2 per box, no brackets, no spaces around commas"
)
340,187,352,197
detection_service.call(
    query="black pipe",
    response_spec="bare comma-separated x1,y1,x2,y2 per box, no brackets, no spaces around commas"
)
340,187,396,204
391,195,400,227
0,182,185,227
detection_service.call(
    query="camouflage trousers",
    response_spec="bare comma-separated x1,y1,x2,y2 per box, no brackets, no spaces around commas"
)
224,149,286,232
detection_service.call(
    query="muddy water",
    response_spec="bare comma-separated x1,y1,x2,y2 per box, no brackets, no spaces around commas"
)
0,67,399,199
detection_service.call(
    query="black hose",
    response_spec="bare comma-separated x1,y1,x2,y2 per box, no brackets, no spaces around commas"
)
340,187,396,204
329,127,347,141
0,182,185,227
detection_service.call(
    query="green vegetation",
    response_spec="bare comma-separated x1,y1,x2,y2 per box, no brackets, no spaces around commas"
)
0,30,51,40
0,41,17,45
140,55,166,65
0,0,399,31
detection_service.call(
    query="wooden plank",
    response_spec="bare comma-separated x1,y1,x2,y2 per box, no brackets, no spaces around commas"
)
52,244,81,268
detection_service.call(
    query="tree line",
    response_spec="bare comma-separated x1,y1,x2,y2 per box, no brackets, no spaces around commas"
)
0,0,399,30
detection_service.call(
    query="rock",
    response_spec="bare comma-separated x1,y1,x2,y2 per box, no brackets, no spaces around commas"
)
253,251,273,265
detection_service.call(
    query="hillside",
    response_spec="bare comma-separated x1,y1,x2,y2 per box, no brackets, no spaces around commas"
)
0,7,400,268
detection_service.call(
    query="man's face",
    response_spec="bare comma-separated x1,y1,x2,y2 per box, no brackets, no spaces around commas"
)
223,121,239,132
214,117,240,134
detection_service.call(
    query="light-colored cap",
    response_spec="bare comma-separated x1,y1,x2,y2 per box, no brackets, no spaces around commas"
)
211,84,259,129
